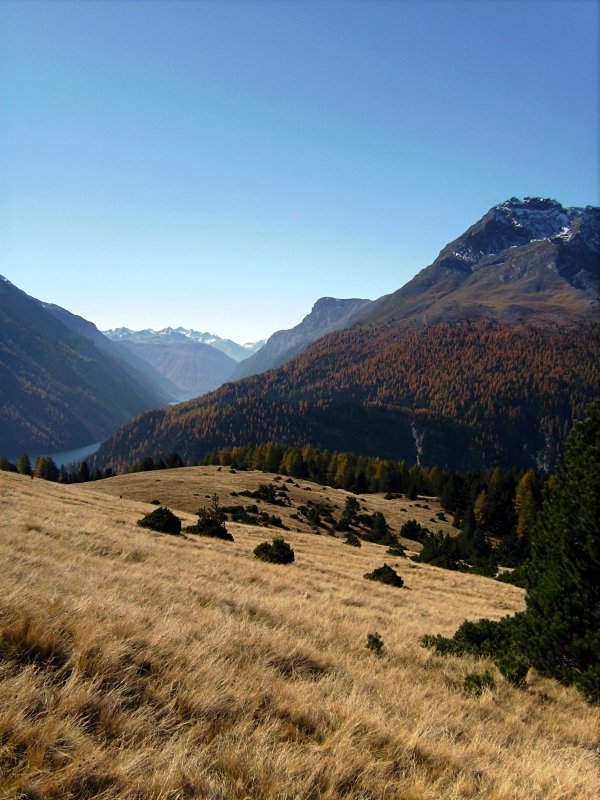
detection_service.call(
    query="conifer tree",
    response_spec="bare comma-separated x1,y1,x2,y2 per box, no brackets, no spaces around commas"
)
34,456,59,482
16,454,32,477
520,399,600,700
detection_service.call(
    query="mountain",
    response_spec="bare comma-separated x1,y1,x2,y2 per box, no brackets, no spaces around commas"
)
364,197,599,328
92,198,600,474
42,305,181,404
0,277,170,455
110,333,237,400
105,326,265,362
92,319,600,472
232,297,372,380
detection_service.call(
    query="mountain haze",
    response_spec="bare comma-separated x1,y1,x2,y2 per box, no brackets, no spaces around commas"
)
106,329,238,400
43,304,180,404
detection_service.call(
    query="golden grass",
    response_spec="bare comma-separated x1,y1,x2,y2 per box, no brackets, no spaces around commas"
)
80,465,457,544
0,470,597,799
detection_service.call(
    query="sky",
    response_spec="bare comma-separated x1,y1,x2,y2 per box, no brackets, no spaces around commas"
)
1,0,598,342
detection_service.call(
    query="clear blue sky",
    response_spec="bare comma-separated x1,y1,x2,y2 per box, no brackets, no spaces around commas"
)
1,0,598,342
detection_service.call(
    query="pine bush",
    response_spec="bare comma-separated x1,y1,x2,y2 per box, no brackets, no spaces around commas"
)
137,506,181,536
253,537,295,564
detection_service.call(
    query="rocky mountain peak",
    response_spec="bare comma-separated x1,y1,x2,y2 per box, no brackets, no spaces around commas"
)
439,197,592,270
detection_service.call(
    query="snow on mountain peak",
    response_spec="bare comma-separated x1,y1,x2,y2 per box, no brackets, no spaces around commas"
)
446,198,595,267
495,197,574,241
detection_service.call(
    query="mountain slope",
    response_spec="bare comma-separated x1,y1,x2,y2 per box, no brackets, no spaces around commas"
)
43,304,181,404
93,320,600,472
0,277,168,454
365,198,598,328
3,469,594,800
232,296,372,379
116,338,236,400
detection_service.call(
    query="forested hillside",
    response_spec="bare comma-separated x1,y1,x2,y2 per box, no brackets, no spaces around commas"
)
93,320,600,472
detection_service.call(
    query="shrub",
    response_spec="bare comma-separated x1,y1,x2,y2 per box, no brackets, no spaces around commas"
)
364,563,404,587
399,519,426,542
137,506,181,536
386,542,406,557
150,499,161,505
366,631,384,656
497,653,530,686
253,537,295,564
186,495,234,541
343,532,361,547
463,670,495,696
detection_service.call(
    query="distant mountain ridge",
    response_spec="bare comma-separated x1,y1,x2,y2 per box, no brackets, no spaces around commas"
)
42,304,181,404
232,296,373,380
104,326,265,362
114,338,237,401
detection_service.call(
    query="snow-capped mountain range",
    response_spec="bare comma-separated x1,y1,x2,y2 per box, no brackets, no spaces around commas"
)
104,326,265,362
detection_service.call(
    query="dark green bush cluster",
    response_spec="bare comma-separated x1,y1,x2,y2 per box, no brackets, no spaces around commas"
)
399,519,428,542
343,532,361,547
239,483,290,507
359,511,395,546
186,495,234,541
137,506,181,536
386,543,406,557
421,396,600,703
335,496,360,531
222,504,284,528
366,631,384,655
415,511,497,576
364,563,404,587
253,537,295,564
298,501,335,528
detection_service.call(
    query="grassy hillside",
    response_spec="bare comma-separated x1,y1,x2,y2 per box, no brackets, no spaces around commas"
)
0,470,596,799
83,465,457,541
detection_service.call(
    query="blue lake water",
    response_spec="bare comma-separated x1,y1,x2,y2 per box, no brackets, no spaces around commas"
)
9,441,102,467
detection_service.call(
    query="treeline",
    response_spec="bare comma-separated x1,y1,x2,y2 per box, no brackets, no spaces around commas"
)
0,454,115,483
2,439,545,578
203,442,544,578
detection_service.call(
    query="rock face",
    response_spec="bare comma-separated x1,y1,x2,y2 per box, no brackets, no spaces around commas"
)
232,296,373,380
364,198,599,328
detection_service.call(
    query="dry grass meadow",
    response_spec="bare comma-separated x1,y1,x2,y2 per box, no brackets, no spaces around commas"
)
0,469,597,799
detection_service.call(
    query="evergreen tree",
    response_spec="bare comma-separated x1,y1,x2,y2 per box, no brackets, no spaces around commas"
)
16,454,32,477
520,400,600,700
514,469,541,540
78,460,90,482
34,456,59,481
